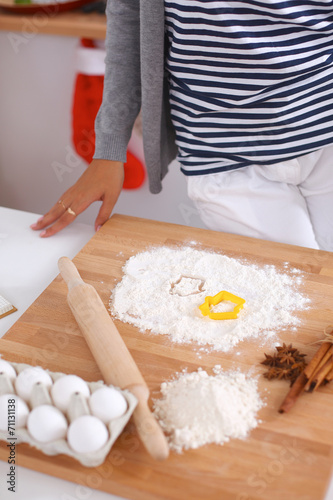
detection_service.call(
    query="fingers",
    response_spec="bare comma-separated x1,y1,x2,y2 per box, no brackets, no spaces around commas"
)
41,194,115,238
94,197,116,232
30,199,71,232
39,208,78,238
30,196,79,237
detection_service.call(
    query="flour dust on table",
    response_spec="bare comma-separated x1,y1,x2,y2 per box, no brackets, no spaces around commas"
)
153,366,263,453
110,246,309,352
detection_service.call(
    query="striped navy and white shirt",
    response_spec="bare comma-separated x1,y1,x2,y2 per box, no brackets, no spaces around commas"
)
164,0,333,175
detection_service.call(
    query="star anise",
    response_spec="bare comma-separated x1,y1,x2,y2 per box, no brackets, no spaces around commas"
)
264,367,281,380
276,343,297,356
294,352,307,362
276,367,294,380
261,343,307,385
291,361,306,371
278,352,296,365
261,353,279,366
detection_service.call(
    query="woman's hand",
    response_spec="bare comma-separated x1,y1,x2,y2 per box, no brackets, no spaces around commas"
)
30,159,124,237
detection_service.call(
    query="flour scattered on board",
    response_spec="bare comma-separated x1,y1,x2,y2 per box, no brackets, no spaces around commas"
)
153,367,263,453
110,246,309,352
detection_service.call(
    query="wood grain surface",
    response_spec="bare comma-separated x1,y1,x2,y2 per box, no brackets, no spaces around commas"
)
0,9,106,39
1,214,333,500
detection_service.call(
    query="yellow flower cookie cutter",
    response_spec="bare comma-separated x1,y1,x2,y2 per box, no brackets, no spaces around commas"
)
199,290,245,320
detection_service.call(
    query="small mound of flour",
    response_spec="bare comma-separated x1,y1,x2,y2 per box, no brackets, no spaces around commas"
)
153,367,263,453
110,246,309,351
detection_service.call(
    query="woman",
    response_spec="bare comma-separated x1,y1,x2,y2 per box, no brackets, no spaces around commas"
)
31,0,333,251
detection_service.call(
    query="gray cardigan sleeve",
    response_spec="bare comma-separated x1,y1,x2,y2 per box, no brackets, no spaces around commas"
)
93,0,141,162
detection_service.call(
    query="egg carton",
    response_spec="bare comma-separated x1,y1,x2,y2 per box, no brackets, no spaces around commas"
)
0,359,137,467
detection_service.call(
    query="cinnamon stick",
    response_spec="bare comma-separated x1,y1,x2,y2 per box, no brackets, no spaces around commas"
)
304,344,333,391
278,371,308,413
311,355,333,391
303,342,332,379
324,365,333,384
279,342,332,413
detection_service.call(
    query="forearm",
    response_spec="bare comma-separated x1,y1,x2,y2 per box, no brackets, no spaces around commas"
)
94,0,141,162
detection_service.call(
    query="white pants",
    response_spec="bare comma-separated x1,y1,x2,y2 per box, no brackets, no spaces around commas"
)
187,145,333,251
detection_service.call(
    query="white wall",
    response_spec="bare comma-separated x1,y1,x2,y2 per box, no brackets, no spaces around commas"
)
0,31,206,231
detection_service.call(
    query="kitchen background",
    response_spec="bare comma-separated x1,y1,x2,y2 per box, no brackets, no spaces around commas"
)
0,29,206,230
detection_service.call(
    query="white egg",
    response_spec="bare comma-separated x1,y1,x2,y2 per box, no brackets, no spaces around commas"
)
0,360,17,381
67,415,109,454
0,393,29,432
51,375,90,413
89,387,127,423
27,405,68,443
15,367,53,402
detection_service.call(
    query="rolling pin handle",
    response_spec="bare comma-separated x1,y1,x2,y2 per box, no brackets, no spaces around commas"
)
128,384,169,461
58,256,84,291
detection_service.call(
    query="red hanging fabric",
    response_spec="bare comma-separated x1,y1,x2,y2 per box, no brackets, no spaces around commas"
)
71,38,145,189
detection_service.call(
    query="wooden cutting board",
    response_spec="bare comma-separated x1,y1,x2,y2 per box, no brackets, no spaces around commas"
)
1,214,333,500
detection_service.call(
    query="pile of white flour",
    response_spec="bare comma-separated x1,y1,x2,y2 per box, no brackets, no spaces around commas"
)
110,246,309,352
153,367,263,452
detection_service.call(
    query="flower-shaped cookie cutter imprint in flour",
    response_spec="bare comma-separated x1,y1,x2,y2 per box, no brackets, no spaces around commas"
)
199,291,246,320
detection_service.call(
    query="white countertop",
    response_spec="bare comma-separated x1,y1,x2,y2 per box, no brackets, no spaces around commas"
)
0,206,332,500
0,207,126,500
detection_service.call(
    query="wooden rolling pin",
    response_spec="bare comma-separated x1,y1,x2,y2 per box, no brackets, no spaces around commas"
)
58,256,169,461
